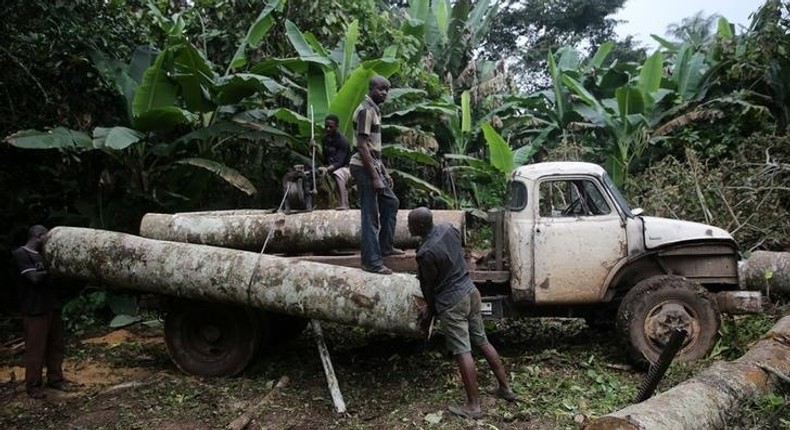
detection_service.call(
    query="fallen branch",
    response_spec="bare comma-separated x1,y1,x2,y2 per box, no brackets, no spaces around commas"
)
2,337,23,348
100,381,147,395
0,339,25,357
226,376,289,430
584,316,790,430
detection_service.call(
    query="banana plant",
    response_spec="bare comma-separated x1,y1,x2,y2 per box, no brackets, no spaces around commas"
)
402,0,498,83
255,19,400,140
5,0,290,200
561,50,670,185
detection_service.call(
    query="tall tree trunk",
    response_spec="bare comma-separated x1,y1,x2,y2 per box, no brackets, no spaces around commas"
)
139,209,465,254
43,227,425,336
739,251,790,297
585,316,790,430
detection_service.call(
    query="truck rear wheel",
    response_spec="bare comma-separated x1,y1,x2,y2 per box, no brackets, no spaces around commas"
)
165,300,265,377
616,275,720,367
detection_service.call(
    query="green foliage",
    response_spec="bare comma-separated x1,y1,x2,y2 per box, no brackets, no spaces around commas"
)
62,290,108,336
625,134,789,251
710,314,779,360
483,0,626,89
228,0,284,71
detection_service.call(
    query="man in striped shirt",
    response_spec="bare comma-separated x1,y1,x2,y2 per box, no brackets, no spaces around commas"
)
350,75,403,275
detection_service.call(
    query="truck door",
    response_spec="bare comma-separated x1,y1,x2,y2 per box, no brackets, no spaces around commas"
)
533,177,627,304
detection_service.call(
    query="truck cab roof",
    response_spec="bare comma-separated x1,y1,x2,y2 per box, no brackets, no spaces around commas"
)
512,162,606,181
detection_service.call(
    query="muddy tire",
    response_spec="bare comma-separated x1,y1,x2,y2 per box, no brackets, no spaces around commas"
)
165,300,265,377
616,275,720,367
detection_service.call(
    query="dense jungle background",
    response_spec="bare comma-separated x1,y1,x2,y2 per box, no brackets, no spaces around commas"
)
0,0,789,428
1,0,788,285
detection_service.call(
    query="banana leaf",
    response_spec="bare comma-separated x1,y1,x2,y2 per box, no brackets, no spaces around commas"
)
92,127,144,150
339,20,360,85
5,128,92,150
214,73,284,105
171,39,216,113
481,123,513,178
229,0,283,71
132,48,177,120
177,158,257,196
329,59,400,140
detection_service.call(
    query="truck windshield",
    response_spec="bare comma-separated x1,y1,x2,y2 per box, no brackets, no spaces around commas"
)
603,174,634,216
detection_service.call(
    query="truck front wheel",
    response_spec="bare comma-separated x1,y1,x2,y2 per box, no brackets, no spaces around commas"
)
165,300,265,377
616,275,721,367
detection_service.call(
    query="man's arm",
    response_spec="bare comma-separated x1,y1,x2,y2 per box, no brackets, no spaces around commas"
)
12,249,48,285
417,252,439,313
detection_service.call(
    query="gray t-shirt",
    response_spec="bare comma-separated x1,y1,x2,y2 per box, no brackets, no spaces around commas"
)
415,223,475,314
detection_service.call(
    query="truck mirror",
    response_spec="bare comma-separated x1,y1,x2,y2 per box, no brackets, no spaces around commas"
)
631,208,644,216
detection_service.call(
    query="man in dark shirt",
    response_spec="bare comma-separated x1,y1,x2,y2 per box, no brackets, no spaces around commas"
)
408,207,515,418
317,114,351,210
11,225,75,398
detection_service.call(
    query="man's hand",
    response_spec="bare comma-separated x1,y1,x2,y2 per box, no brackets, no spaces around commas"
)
417,305,433,334
385,174,394,188
308,137,316,149
372,176,386,191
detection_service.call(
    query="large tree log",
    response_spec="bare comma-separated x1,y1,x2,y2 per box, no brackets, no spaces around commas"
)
739,251,790,297
43,227,424,336
138,209,465,253
585,315,790,430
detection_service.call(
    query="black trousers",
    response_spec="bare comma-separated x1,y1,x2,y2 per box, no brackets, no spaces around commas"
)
23,310,65,391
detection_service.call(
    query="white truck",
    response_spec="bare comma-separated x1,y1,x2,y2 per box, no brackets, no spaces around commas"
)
43,162,762,376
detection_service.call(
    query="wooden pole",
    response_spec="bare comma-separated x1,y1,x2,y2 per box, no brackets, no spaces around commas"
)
311,320,347,414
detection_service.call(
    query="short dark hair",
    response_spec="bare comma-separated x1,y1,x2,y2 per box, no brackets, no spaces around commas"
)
325,114,339,125
28,225,47,240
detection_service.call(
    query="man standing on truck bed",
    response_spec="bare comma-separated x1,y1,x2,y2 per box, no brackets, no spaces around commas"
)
408,207,516,418
350,75,403,275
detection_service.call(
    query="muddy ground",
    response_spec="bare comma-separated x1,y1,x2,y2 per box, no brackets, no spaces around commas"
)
0,315,787,430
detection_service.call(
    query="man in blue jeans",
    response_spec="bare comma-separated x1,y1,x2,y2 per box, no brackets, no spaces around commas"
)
350,76,403,274
408,207,516,418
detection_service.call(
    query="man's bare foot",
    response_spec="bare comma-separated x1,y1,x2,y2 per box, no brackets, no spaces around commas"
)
447,404,482,419
486,386,517,402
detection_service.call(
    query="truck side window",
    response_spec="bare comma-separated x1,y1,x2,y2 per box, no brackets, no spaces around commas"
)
581,180,611,215
506,181,527,211
539,179,611,217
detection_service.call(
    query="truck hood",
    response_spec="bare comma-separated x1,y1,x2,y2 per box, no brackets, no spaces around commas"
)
642,216,733,249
